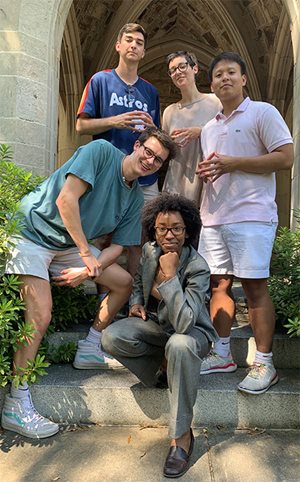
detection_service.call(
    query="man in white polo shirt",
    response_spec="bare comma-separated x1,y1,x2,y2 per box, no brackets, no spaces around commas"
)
197,51,294,394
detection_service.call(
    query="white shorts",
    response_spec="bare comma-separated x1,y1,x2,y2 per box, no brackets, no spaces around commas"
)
198,222,277,279
5,237,100,281
140,181,159,203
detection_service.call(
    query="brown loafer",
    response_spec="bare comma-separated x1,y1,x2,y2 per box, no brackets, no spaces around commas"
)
163,429,194,478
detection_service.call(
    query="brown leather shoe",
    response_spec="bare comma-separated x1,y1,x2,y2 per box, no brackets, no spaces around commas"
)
163,429,194,478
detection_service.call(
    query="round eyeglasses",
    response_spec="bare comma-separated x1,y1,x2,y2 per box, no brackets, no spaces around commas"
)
168,62,189,77
154,226,186,236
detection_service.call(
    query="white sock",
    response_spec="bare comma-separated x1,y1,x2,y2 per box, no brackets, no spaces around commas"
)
11,381,30,399
213,337,231,358
85,327,102,345
254,350,273,366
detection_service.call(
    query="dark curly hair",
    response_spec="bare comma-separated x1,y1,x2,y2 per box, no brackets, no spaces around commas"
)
142,193,201,248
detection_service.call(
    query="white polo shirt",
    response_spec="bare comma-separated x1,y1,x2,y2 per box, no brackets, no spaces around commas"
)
200,97,293,226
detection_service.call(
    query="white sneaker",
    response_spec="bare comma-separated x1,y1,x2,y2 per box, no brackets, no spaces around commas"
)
200,351,237,374
73,339,124,369
1,393,59,439
238,363,279,395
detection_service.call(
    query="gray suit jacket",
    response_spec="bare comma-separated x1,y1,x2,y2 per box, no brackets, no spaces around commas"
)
131,242,218,343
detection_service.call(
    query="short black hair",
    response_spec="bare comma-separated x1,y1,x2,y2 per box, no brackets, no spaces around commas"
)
208,52,247,82
138,127,178,163
142,193,201,247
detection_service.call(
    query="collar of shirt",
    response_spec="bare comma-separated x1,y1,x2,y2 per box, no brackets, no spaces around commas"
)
216,96,251,121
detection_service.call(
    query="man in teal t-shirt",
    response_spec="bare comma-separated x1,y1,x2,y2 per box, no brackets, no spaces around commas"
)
2,127,177,440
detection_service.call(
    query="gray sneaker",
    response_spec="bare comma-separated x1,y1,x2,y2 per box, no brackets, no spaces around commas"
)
200,351,237,374
238,363,279,395
73,339,124,369
1,394,59,439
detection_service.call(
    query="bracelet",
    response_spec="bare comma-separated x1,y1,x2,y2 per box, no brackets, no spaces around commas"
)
79,252,91,258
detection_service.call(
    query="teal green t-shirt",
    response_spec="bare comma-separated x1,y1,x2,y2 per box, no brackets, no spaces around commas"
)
20,140,144,250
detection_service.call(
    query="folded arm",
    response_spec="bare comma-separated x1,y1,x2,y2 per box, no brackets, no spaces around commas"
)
157,259,210,334
197,143,294,182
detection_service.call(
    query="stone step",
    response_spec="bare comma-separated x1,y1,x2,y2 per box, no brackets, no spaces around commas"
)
1,365,299,429
47,323,300,369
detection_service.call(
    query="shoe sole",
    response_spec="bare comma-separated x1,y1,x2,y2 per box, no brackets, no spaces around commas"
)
238,373,279,395
200,364,237,375
163,464,191,478
1,419,59,439
73,362,125,370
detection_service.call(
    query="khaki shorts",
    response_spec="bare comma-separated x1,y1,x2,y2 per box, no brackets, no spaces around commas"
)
5,236,100,281
198,221,277,279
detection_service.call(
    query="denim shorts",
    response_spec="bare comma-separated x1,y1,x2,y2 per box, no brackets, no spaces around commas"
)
198,221,277,279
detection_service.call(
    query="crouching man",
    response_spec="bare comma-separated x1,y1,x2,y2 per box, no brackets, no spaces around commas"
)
102,193,218,478
1,127,176,439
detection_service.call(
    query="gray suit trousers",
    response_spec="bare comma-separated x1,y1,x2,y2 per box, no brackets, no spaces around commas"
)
102,317,210,438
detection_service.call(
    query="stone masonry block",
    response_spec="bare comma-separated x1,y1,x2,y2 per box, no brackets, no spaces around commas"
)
0,77,17,117
13,141,48,175
16,77,48,124
19,0,53,41
0,0,22,30
0,118,46,147
0,52,48,84
0,31,47,60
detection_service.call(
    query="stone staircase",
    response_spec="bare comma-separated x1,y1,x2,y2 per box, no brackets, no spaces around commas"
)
1,287,300,430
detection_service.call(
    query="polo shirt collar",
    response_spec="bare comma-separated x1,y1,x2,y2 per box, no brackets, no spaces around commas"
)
216,96,250,120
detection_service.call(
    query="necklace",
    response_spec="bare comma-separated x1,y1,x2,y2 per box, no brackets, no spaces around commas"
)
122,176,133,187
178,97,203,109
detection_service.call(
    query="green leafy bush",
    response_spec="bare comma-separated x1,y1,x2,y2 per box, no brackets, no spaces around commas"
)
51,284,97,331
269,212,300,337
0,145,49,386
0,144,98,387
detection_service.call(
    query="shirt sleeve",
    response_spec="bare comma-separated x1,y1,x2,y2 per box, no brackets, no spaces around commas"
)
77,75,101,119
258,104,293,152
65,141,108,190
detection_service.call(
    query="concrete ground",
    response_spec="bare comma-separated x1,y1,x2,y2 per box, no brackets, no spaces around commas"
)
0,425,299,482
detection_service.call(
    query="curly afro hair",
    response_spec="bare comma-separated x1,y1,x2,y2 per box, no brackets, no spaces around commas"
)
142,193,201,248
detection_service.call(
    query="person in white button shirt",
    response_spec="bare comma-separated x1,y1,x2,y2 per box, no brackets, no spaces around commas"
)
196,51,294,395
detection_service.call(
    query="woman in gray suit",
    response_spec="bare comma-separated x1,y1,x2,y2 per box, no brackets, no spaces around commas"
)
102,193,217,478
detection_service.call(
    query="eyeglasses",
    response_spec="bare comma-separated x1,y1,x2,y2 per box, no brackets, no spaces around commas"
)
154,226,186,236
126,85,135,103
141,144,164,167
168,62,189,77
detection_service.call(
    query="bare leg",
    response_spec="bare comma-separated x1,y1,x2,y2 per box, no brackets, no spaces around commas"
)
210,274,235,336
13,275,52,372
241,278,275,352
126,245,141,277
93,234,112,295
170,429,191,453
92,263,132,331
